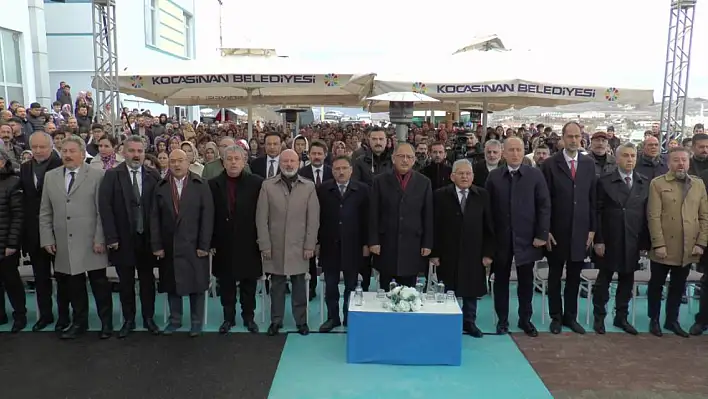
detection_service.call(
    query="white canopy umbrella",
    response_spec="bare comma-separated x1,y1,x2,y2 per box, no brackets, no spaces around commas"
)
94,56,375,107
362,50,654,112
367,91,440,103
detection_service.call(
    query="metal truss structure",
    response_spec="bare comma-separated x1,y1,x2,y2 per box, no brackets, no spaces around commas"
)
659,0,698,150
92,0,120,132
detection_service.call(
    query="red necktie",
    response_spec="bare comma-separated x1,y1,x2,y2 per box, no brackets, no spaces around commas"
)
570,160,576,180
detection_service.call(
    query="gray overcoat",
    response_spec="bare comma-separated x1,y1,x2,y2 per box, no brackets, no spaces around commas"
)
39,164,108,276
256,176,319,276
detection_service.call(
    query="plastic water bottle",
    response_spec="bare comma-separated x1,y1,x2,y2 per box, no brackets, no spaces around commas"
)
389,278,398,292
354,281,364,306
415,276,425,294
436,280,445,303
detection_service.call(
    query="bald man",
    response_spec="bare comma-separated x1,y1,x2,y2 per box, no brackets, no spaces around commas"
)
150,149,214,337
369,143,433,289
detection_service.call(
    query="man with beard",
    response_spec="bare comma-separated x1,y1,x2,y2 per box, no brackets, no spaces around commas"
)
298,140,333,299
635,136,668,180
532,145,550,168
20,132,64,331
256,149,319,336
688,133,708,177
99,135,160,338
413,142,429,171
369,143,433,289
420,141,452,191
473,139,502,187
352,127,392,186
586,132,617,176
646,146,708,337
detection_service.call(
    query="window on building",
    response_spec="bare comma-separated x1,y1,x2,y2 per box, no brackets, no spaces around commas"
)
183,12,193,58
145,0,158,46
0,29,24,104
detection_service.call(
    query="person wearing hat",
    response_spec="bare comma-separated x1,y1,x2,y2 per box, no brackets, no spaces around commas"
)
606,126,620,151
586,131,617,177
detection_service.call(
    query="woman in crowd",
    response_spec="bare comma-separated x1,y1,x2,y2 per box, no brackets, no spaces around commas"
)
180,140,204,176
90,134,123,170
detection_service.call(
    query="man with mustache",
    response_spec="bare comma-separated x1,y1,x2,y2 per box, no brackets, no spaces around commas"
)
256,149,319,336
39,136,113,340
99,135,161,338
646,146,708,337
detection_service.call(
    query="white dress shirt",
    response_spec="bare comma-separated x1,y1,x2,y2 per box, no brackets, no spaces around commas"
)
618,169,633,188
128,166,143,196
455,185,469,204
64,167,79,193
267,155,280,177
563,149,579,171
173,175,186,198
312,165,324,182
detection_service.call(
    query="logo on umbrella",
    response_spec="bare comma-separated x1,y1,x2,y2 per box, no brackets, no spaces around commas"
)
413,82,427,94
605,87,619,101
130,75,144,89
324,74,339,87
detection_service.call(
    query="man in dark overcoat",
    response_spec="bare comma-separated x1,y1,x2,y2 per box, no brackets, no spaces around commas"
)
541,121,597,335
486,137,550,337
369,143,433,289
316,155,369,332
99,135,160,338
208,145,262,334
431,159,494,338
150,149,214,337
592,142,649,335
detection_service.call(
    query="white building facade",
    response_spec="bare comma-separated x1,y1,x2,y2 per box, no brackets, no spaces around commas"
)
0,1,42,107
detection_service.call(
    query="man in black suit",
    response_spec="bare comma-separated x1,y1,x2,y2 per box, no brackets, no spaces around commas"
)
299,140,333,299
209,145,263,334
541,122,597,335
473,139,502,187
317,155,369,332
420,141,452,191
19,131,66,332
485,137,550,337
99,135,160,338
369,143,433,289
251,132,283,179
593,142,648,335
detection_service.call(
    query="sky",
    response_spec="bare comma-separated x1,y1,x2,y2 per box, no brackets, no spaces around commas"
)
207,0,708,99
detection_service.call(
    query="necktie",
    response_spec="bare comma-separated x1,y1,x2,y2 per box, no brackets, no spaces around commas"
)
570,160,576,180
625,176,632,188
460,189,467,213
316,169,322,186
132,170,144,234
339,184,346,196
67,171,75,194
268,160,275,178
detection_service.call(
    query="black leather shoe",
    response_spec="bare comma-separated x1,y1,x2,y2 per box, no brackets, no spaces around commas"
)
219,320,235,334
689,322,707,336
319,319,342,333
11,319,27,333
593,316,606,334
496,320,509,335
613,318,638,335
54,321,70,333
297,324,310,336
32,318,54,332
100,325,113,339
549,319,562,334
664,321,689,338
60,324,86,340
118,321,135,339
649,319,663,337
563,318,586,334
463,322,483,338
518,320,538,337
143,318,160,335
267,323,281,336
245,319,259,333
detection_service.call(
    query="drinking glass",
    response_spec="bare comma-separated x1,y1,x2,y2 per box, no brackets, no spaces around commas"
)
376,288,386,299
446,290,456,303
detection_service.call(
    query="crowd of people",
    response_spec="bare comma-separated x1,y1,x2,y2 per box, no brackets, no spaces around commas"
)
0,90,708,342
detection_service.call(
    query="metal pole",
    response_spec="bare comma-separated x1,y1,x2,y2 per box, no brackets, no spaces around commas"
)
247,88,253,140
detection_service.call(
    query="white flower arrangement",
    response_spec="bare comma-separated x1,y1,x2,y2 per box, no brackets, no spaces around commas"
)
385,286,424,312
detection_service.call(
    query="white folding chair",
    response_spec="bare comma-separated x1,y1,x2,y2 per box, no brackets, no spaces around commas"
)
532,260,566,324
319,273,328,325
18,254,40,319
258,274,269,323
686,268,704,313
204,254,217,325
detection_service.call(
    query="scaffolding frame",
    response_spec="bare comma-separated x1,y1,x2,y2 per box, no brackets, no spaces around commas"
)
92,0,120,133
659,0,698,150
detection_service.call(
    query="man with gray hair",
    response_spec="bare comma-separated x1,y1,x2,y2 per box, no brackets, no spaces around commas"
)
202,136,236,179
473,139,502,187
209,145,263,334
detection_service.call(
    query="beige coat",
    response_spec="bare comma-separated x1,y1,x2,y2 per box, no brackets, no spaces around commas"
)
256,175,319,276
647,172,708,266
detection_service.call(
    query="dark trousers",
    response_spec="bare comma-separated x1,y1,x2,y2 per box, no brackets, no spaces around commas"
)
116,264,156,322
493,261,534,322
0,254,26,321
309,258,317,294
647,261,690,323
547,259,584,320
56,269,113,328
324,268,358,322
379,274,416,291
28,248,58,322
168,292,205,328
270,274,307,326
592,268,634,318
360,256,372,291
219,276,257,323
462,297,477,324
696,272,708,325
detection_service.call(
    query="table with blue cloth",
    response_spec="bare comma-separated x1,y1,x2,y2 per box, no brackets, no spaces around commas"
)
346,292,462,366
